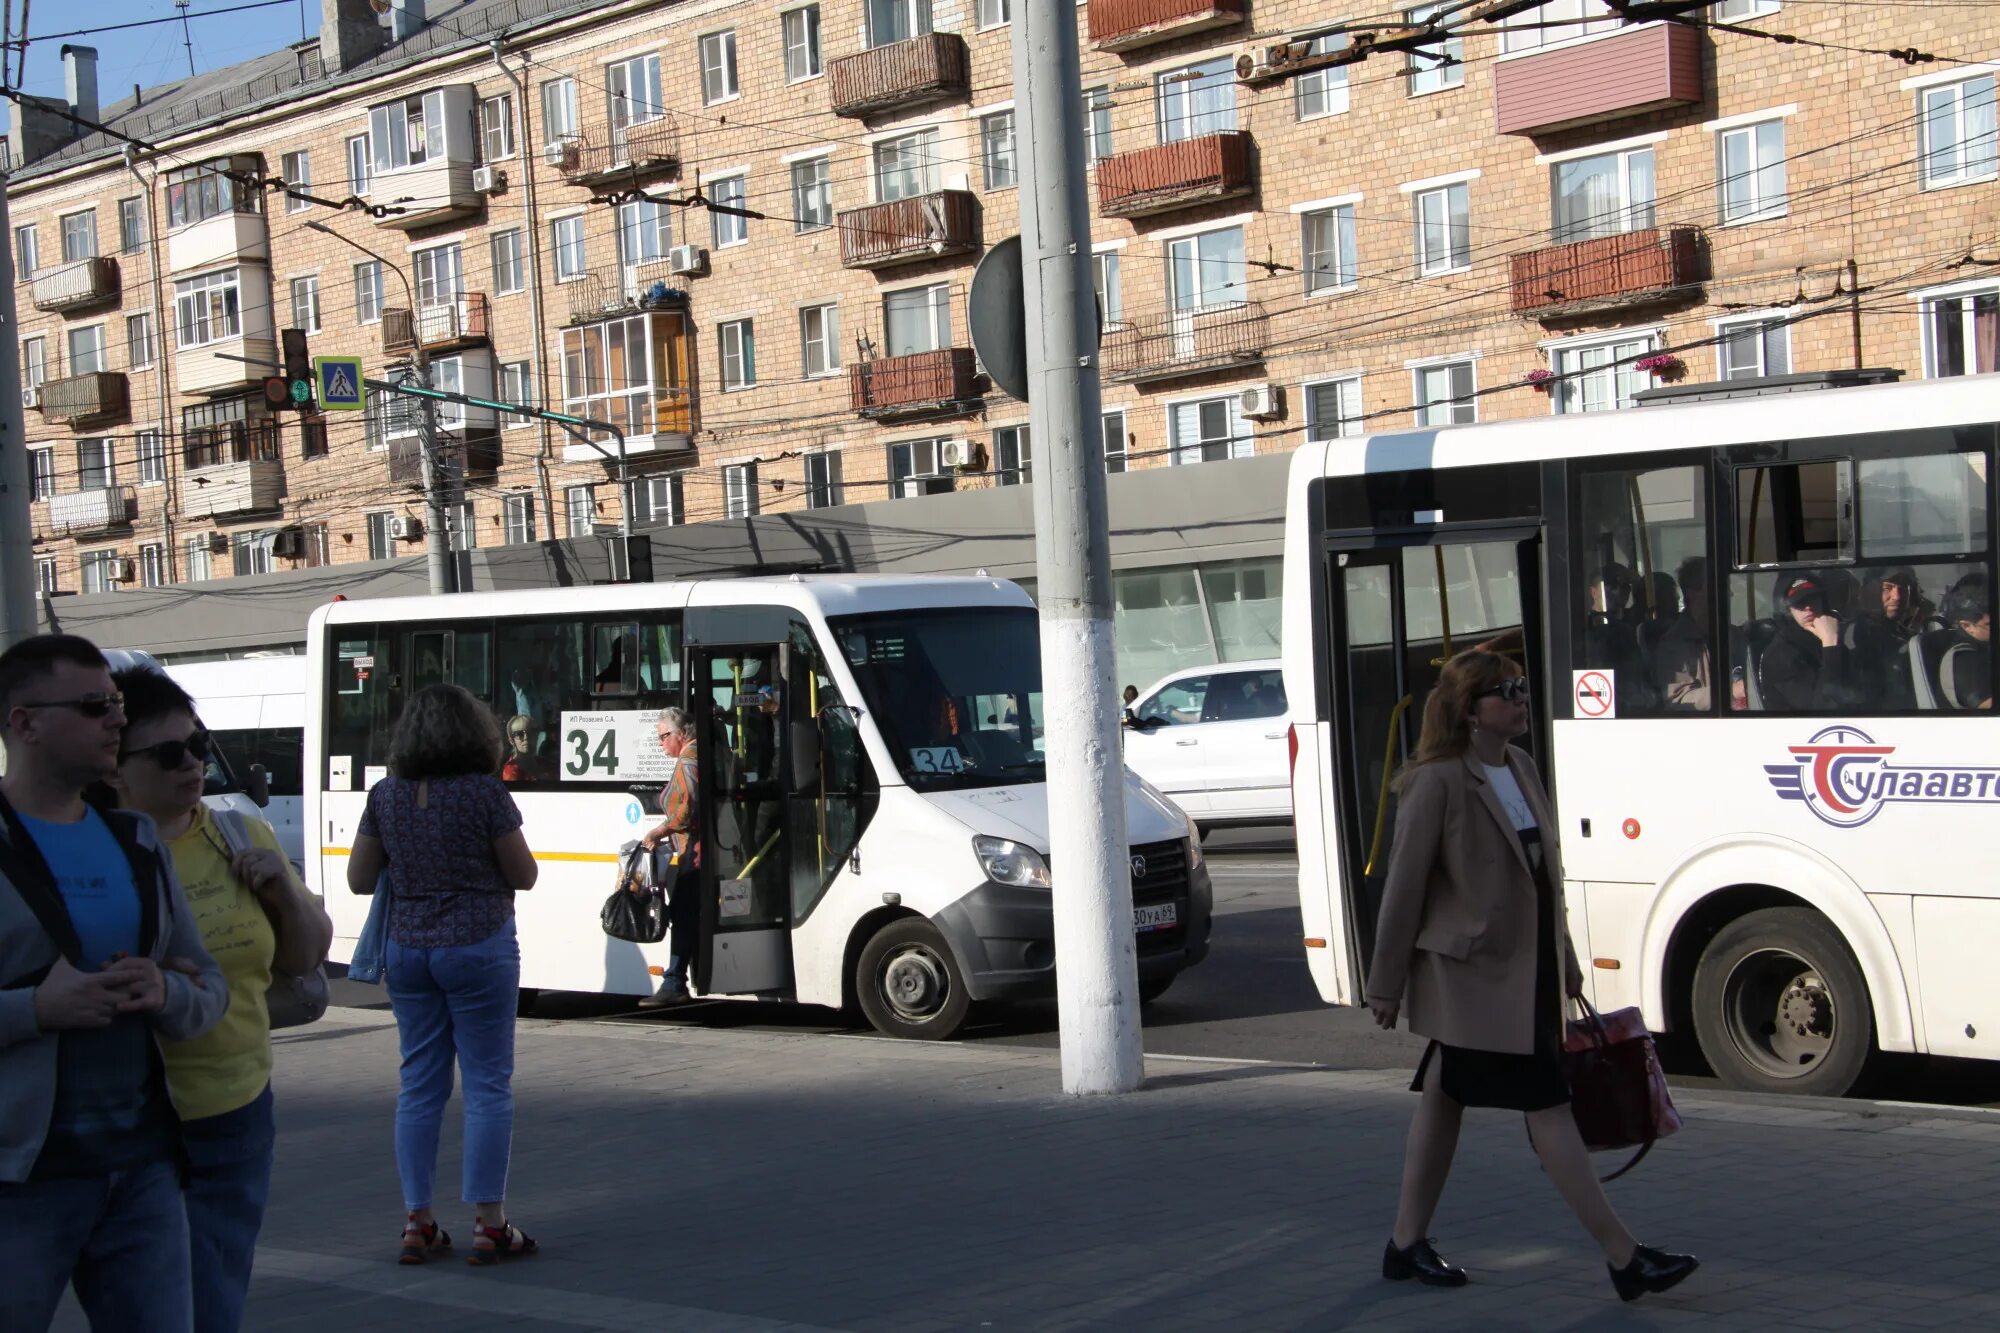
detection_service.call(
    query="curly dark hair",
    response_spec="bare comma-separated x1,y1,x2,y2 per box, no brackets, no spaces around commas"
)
389,684,503,779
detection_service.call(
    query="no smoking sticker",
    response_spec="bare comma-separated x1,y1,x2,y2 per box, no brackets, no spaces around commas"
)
1573,669,1616,719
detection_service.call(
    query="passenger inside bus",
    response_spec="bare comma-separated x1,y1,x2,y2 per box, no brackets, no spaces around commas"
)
1941,573,1992,710
500,716,550,783
1580,562,1659,712
1650,558,1715,712
1848,567,1932,708
1754,574,1858,712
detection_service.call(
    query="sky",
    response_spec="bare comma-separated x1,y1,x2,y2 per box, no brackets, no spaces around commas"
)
10,0,318,119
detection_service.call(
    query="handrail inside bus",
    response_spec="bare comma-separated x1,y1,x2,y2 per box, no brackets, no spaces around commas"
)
1430,546,1453,667
1362,693,1414,878
1628,474,1658,614
738,827,783,880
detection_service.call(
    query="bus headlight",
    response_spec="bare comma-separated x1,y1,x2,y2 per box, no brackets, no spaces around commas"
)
973,835,1052,889
1183,810,1204,870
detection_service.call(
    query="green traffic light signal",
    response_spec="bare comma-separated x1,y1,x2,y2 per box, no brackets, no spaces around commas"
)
290,379,313,405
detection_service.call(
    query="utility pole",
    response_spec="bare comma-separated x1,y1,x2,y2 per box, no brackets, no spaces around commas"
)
410,349,453,596
1010,0,1141,1093
0,172,40,647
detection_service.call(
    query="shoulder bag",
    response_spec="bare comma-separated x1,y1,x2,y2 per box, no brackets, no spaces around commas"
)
600,842,672,944
213,808,331,1028
1561,996,1684,1181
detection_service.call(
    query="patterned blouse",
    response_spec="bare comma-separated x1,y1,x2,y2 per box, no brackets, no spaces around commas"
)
359,773,525,948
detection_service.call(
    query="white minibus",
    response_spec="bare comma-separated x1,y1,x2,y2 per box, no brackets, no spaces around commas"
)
168,657,307,869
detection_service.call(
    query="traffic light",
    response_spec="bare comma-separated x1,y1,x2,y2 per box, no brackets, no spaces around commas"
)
265,328,316,411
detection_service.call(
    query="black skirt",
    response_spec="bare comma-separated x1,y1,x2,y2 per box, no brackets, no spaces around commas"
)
1407,828,1569,1113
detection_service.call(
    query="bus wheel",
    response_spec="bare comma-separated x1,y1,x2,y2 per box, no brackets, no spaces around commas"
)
856,919,970,1041
516,987,541,1018
1138,974,1175,1006
1691,907,1874,1097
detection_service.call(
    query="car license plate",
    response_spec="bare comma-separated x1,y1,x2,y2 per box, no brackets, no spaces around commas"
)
1133,902,1178,933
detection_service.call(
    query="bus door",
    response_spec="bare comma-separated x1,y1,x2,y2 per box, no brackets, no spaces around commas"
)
1327,533,1545,990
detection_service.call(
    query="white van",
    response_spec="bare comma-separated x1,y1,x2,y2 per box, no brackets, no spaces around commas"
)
167,657,307,869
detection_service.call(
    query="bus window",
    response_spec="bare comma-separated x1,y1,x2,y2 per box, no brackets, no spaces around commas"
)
493,613,682,786
591,623,640,696
327,629,399,785
1574,464,1708,715
1736,459,1852,567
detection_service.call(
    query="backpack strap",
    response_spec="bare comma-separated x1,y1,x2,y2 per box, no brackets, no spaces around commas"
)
0,788,84,967
210,807,254,859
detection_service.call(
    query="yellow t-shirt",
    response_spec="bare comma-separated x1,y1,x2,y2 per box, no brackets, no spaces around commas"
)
161,805,281,1121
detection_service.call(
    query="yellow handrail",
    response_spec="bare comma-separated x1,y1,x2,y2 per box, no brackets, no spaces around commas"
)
1362,693,1414,877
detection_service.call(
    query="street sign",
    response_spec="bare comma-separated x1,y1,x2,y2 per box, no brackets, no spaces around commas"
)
969,235,1029,403
314,356,366,412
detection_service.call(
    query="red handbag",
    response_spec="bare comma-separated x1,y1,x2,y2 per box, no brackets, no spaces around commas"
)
1562,998,1683,1181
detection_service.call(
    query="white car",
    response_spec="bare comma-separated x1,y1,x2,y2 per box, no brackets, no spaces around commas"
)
1121,659,1291,830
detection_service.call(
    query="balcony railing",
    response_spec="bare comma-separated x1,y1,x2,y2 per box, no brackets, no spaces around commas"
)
1097,132,1254,219
32,257,119,313
849,348,981,418
45,486,135,536
39,371,130,425
552,116,682,187
180,446,284,520
1101,301,1268,384
390,433,500,486
563,273,691,327
383,294,492,356
1089,0,1245,53
838,191,980,270
1509,227,1702,320
828,33,969,119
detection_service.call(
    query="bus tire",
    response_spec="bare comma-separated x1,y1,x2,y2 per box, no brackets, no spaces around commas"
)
516,988,541,1018
1138,973,1175,1006
856,918,970,1041
1691,906,1875,1097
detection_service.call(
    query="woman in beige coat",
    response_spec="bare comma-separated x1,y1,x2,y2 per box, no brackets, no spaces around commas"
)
1369,649,1696,1302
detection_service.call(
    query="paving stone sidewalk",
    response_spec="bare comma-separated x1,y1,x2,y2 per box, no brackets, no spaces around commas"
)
64,1007,2000,1331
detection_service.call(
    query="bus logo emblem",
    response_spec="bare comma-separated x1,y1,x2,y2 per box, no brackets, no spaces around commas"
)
1766,725,2000,827
1130,854,1147,880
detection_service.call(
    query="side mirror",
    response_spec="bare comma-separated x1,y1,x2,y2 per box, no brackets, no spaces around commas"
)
245,763,271,809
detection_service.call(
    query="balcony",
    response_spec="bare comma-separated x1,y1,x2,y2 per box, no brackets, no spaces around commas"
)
1101,301,1268,384
828,33,969,120
1509,227,1702,321
167,210,268,274
178,332,278,396
563,274,690,327
389,433,500,487
383,295,491,356
39,372,130,425
838,191,980,270
45,486,135,536
849,348,982,419
180,424,284,519
372,164,489,232
1097,132,1254,219
1495,24,1703,137
552,116,682,188
1090,0,1245,54
32,257,119,313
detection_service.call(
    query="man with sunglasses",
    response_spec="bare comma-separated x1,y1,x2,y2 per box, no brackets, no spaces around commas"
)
0,634,226,1333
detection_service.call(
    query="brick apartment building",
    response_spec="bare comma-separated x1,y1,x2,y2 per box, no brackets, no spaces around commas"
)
10,0,1996,599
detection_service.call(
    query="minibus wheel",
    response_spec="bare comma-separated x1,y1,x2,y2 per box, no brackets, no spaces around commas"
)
856,918,970,1040
516,987,540,1018
1691,906,1874,1097
1138,974,1175,1006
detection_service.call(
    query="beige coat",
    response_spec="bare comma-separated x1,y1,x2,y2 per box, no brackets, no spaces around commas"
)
1364,748,1582,1055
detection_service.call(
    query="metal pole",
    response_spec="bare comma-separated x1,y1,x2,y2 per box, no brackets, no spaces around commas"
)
0,176,40,646
1011,0,1140,1094
412,348,452,596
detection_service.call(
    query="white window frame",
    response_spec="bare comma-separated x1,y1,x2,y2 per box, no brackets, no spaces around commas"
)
77,437,116,490
1546,328,1659,414
126,312,156,370
888,437,953,494
500,360,534,427
346,134,371,196
1412,182,1471,276
1407,4,1464,95
616,200,674,269
1156,57,1237,145
290,275,322,334
173,270,243,349
184,537,212,582
138,543,165,589
872,129,940,203
791,156,833,231
59,210,98,262
1714,311,1792,380
1915,279,2000,379
28,447,55,501
369,90,447,175
883,283,952,356
503,493,538,545
445,500,476,553
710,176,749,248
801,303,841,378
783,5,824,82
1295,34,1350,121
80,550,118,596
541,78,580,151
1711,0,1780,20
565,483,598,538
1303,375,1363,440
20,337,45,392
1917,74,1998,190
35,557,58,594
977,0,1011,28
354,261,384,324
1501,0,1619,55
1549,145,1657,243
14,225,37,279
1299,202,1358,295
481,93,516,162
490,229,525,294
718,318,757,390
365,510,397,559
981,110,1017,191
136,429,167,486
1085,87,1113,164
1165,394,1252,465
627,474,685,526
1411,356,1478,426
994,423,1031,484
551,214,587,281
724,462,760,518
281,151,311,214
118,197,146,254
1093,251,1122,325
700,30,741,106
67,324,107,376
1101,410,1128,473
1714,116,1789,224
804,451,842,508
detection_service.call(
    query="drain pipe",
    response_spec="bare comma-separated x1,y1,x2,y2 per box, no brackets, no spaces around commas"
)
493,37,558,541
124,143,177,581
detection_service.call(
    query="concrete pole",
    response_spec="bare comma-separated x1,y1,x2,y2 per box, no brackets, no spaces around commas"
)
0,179,40,646
1011,0,1141,1094
412,349,452,596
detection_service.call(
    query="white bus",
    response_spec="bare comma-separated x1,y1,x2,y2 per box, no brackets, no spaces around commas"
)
306,575,1212,1038
1283,374,1996,1096
168,656,307,869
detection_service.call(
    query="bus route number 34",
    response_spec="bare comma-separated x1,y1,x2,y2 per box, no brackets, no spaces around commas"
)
909,746,965,776
567,727,619,776
556,711,673,783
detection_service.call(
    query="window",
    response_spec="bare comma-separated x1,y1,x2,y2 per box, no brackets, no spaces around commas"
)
805,452,842,508
792,157,833,231
80,551,118,595
1302,204,1357,294
1719,119,1787,223
290,275,321,333
1168,396,1251,464
615,201,674,270
552,216,587,281
710,176,748,248
346,134,371,195
480,94,515,161
490,229,525,294
28,448,54,501
500,361,534,427
365,511,396,559
1414,182,1470,275
1295,34,1350,120
67,325,106,375
280,151,311,213
1093,252,1122,325
889,438,954,495
995,424,1031,485
1407,4,1463,94
1712,0,1779,17
1158,57,1236,144
724,462,759,518
445,500,476,552
1304,377,1362,441
59,211,98,262
14,225,36,277
981,111,1017,191
874,129,940,201
1920,285,2000,377
1085,88,1113,163
139,544,165,589
1166,226,1245,312
354,261,384,324
561,311,689,440
1552,333,1656,414
1575,463,1707,716
370,90,447,173
136,430,166,485
77,437,115,489
504,493,537,545
700,31,739,105
1102,410,1128,473
1717,316,1791,379
608,54,666,140
20,338,45,395
801,304,841,377
718,319,756,390
412,243,463,308
181,397,279,468
541,78,579,150
867,0,933,48
884,284,951,355
126,313,156,370
35,558,58,594
1919,75,1997,189
1502,0,1618,53
301,415,329,457
978,0,1010,26
565,484,597,538
118,197,145,254
628,474,685,526
1552,146,1655,242
784,6,823,82
1414,359,1476,426
184,537,213,582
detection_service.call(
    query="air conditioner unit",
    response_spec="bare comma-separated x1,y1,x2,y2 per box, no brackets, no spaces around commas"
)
667,245,707,277
270,528,306,559
544,138,579,169
105,557,137,583
1239,384,1282,421
206,532,231,554
389,517,423,541
21,387,39,409
938,439,982,471
472,165,503,195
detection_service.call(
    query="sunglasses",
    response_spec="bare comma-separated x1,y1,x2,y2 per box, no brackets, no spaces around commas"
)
122,729,212,770
1477,678,1531,704
18,692,125,718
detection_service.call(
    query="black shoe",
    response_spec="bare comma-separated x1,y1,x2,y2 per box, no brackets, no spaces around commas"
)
1383,1238,1469,1287
636,977,690,1009
1609,1245,1698,1302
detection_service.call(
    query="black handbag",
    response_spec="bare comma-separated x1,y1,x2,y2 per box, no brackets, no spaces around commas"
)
600,847,668,944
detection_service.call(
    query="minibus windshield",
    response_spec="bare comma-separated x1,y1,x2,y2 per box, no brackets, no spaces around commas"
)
831,605,1046,791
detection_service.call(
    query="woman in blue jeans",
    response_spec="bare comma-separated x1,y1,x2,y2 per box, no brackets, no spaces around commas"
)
347,684,540,1266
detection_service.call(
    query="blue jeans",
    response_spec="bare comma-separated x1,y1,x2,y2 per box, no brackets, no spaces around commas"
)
385,919,520,1210
181,1084,275,1333
0,1155,191,1333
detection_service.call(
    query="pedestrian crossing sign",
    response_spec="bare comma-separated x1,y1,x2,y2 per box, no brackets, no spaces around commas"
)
314,356,366,412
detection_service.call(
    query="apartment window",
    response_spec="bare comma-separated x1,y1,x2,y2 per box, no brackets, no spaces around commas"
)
166,159,264,228
300,415,329,457
1552,333,1656,414
1166,226,1245,312
354,261,384,324
1414,182,1471,275
36,558,58,594
68,324,108,375
1712,0,1780,18
480,94,516,161
1919,75,1997,190
1718,317,1791,379
792,157,833,231
77,437,115,490
412,243,463,308
867,0,934,48
59,211,98,262
1302,205,1357,294
445,500,476,552
1102,410,1128,473
1553,146,1656,242
1085,88,1113,163
184,538,212,582
14,225,36,278
889,438,954,495
29,448,55,501
874,129,940,201
364,512,395,559
1413,359,1477,426
804,452,842,508
719,319,757,390
710,176,748,248
1169,397,1251,464
1407,4,1463,94
21,337,46,395
370,90,447,173
233,532,275,578
784,5,823,82
1719,119,1788,223
541,78,579,149
561,312,688,438
1093,252,1122,325
981,111,1018,191
995,425,1031,485
137,430,167,485
801,304,841,377
1502,0,1618,53
700,31,740,105
1295,34,1350,121
346,134,371,195
552,216,587,280
1304,376,1362,441
615,201,674,271
280,151,311,213
884,284,951,355
118,197,145,254
978,0,1010,26
491,229,525,294
290,275,321,333
627,474,685,526
500,361,534,427
139,543,165,588
1157,57,1236,144
503,494,537,545
565,484,597,538
724,462,760,518
1921,285,2000,377
81,551,118,595
127,313,156,369
608,54,666,136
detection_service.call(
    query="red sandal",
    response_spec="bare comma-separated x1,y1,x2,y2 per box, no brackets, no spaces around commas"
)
468,1218,538,1266
399,1214,451,1265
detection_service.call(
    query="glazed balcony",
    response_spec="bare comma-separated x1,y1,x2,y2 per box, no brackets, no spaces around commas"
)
1101,301,1268,384
838,191,980,270
849,348,981,419
1509,227,1702,321
552,116,682,187
1097,132,1254,219
1090,0,1245,54
383,294,491,356
32,257,119,313
45,486,135,536
1495,23,1703,137
39,371,130,425
828,33,969,120
180,423,283,519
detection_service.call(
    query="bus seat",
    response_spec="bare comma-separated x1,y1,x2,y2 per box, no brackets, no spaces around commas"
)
1742,619,1779,712
1939,641,1973,710
1909,629,1952,710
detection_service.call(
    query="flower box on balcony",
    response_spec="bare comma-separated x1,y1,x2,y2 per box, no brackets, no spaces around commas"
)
828,34,969,119
1097,132,1254,219
838,191,980,270
1089,0,1245,54
1509,228,1702,321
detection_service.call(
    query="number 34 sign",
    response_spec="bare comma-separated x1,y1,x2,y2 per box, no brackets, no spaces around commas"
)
558,711,675,783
